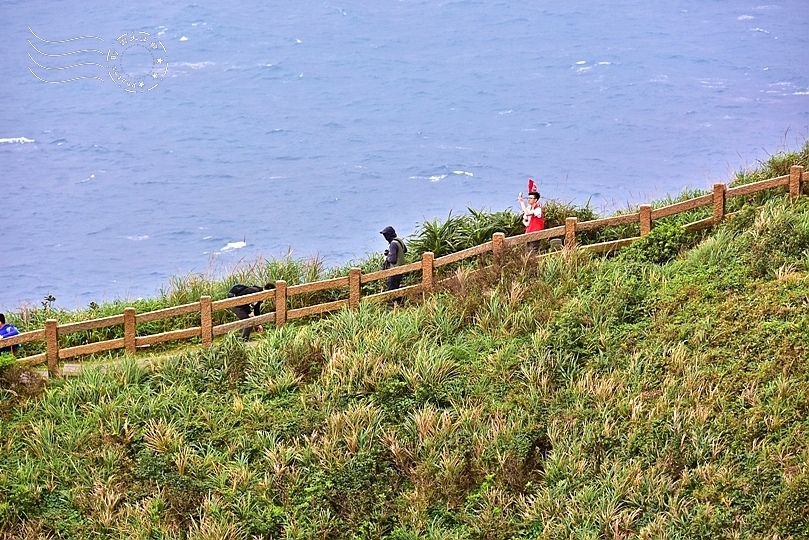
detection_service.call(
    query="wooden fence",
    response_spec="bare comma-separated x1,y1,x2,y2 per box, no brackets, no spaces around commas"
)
3,166,806,378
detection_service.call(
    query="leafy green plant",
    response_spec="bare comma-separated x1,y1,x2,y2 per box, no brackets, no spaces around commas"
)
744,197,809,278
619,222,692,264
0,353,15,373
408,212,469,258
542,198,598,229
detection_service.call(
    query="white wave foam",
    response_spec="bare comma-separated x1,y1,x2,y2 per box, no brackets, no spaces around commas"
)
180,36,189,41
738,15,754,20
751,27,770,34
174,61,214,69
452,171,474,177
125,235,149,241
221,241,246,251
0,137,35,144
765,82,793,95
699,79,725,89
429,174,447,182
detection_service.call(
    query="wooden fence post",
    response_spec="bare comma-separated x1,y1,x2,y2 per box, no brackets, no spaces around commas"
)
275,280,287,328
421,252,434,295
200,296,212,347
713,183,726,223
492,233,505,268
565,217,578,248
639,205,652,236
45,319,59,379
349,268,361,310
124,307,136,354
790,165,804,198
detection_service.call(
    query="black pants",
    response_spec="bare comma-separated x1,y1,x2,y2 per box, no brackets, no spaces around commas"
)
386,274,402,291
231,305,254,340
386,274,404,306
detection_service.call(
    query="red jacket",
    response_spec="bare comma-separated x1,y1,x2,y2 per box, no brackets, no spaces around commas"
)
524,203,545,233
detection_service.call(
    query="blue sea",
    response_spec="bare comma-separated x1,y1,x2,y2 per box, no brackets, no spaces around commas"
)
1,1,808,311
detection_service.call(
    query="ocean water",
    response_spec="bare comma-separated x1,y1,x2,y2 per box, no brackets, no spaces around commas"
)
1,0,807,311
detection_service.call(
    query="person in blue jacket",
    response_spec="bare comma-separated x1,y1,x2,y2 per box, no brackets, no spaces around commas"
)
0,313,20,354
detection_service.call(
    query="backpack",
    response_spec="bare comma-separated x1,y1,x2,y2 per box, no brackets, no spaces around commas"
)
392,238,407,265
227,284,251,298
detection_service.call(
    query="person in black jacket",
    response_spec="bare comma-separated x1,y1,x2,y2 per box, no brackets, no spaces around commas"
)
380,226,407,306
227,283,274,340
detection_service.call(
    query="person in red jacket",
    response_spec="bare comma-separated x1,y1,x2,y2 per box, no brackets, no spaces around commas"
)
518,189,544,253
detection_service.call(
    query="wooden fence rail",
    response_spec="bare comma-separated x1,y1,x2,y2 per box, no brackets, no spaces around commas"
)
4,166,806,378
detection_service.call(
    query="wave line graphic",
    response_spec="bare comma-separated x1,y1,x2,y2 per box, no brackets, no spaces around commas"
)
28,40,105,56
28,54,105,70
28,68,104,84
28,27,104,43
28,28,107,84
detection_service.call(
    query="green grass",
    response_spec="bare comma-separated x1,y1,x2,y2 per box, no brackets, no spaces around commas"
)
1,143,809,539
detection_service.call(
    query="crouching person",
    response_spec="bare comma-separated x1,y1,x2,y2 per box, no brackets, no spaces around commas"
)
227,283,274,341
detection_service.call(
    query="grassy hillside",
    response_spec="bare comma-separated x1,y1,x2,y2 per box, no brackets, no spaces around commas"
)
2,146,809,539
